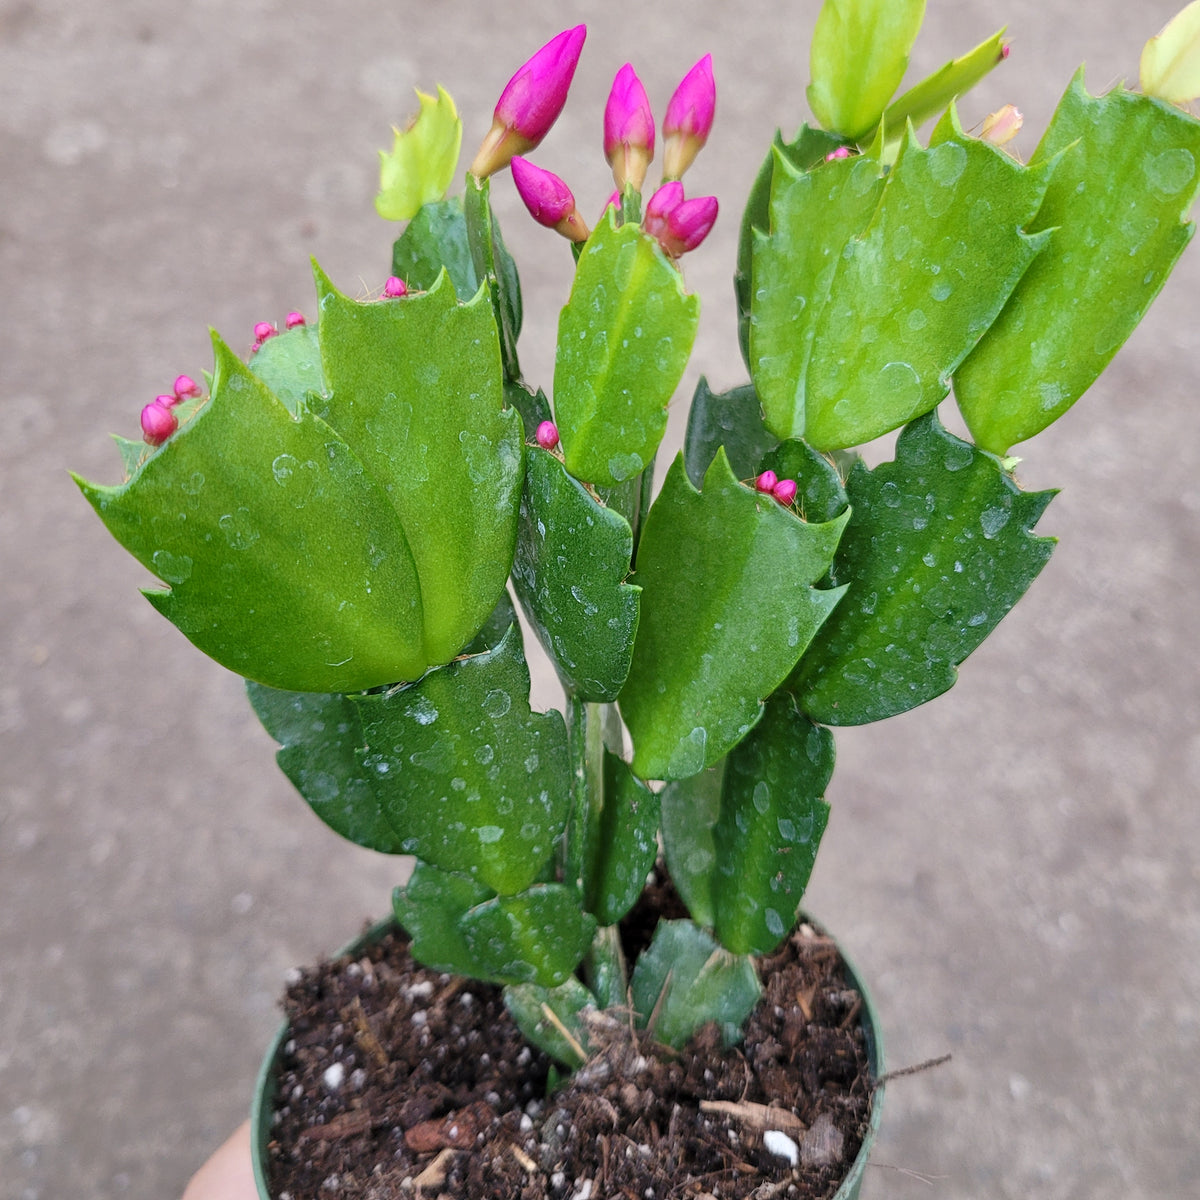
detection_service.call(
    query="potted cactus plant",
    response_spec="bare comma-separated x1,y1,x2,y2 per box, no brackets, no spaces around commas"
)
78,1,1200,1197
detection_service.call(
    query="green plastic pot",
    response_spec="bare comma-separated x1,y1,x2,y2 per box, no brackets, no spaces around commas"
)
251,915,885,1199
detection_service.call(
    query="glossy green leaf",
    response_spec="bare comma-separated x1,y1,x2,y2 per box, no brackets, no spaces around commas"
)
504,379,553,441
554,212,699,486
660,763,724,928
712,697,833,955
355,625,570,894
808,0,926,141
461,589,521,656
504,977,597,1068
390,198,478,297
465,173,522,376
512,447,641,701
460,885,597,987
880,29,1008,141
584,924,628,1011
376,86,462,222
683,378,779,489
736,127,845,368
248,323,325,416
1141,1,1200,105
313,266,523,666
795,413,1056,725
392,862,496,978
752,109,1053,450
956,74,1200,454
758,439,849,525
628,919,761,1049
246,682,401,853
620,451,848,781
582,751,660,926
76,335,430,692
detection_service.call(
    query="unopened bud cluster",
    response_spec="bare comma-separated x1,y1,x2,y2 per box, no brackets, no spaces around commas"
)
140,374,204,447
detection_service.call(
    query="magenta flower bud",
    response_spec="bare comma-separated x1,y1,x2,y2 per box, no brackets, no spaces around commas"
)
511,156,590,243
772,478,798,506
173,374,201,400
535,420,560,450
1001,42,1011,61
253,321,276,343
643,182,718,257
285,311,306,329
755,470,778,494
141,400,178,447
470,25,588,178
825,146,852,162
383,276,409,298
662,54,715,180
155,392,180,410
604,63,655,191
602,189,621,219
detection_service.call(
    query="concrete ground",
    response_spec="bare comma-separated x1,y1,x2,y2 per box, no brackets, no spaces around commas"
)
3,1,1198,1197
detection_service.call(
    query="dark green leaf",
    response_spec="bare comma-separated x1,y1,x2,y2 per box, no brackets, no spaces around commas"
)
956,74,1200,453
391,198,478,297
246,681,401,853
461,589,521,656
752,109,1054,449
807,0,926,141
583,752,660,926
712,697,833,955
504,977,597,1067
660,763,724,929
460,885,597,987
683,378,779,489
504,379,553,441
795,413,1056,725
620,451,848,781
464,173,522,376
554,212,699,486
628,919,761,1049
512,447,641,701
76,335,429,692
758,439,849,526
313,266,524,666
392,862,495,978
355,625,570,894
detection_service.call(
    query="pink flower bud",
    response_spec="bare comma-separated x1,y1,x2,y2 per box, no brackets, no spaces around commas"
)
511,156,590,243
1001,42,1011,61
383,276,409,298
155,392,180,409
980,104,1023,147
141,400,178,447
643,182,719,257
604,63,655,191
253,322,277,343
536,421,560,450
285,311,306,329
173,374,201,400
470,25,588,178
662,54,715,180
824,146,852,162
602,189,621,219
772,478,798,506
755,470,778,494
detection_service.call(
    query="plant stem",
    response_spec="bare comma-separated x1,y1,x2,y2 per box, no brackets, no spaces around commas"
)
565,695,606,896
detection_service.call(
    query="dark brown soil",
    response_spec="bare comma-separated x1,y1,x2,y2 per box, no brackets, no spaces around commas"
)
265,906,876,1200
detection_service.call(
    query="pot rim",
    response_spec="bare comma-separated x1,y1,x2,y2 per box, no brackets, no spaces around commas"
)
251,912,885,1200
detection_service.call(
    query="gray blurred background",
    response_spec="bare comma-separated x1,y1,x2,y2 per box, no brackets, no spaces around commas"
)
2,1,1198,1196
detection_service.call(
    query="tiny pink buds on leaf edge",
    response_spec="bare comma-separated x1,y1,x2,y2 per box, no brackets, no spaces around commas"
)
605,63,655,191
141,400,178,447
285,311,306,329
825,146,852,162
253,322,277,343
172,374,201,400
470,25,587,179
383,276,409,298
662,53,715,181
1001,42,1011,60
755,470,778,494
511,156,590,243
156,392,180,410
980,104,1023,146
535,421,560,450
772,478,798,506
